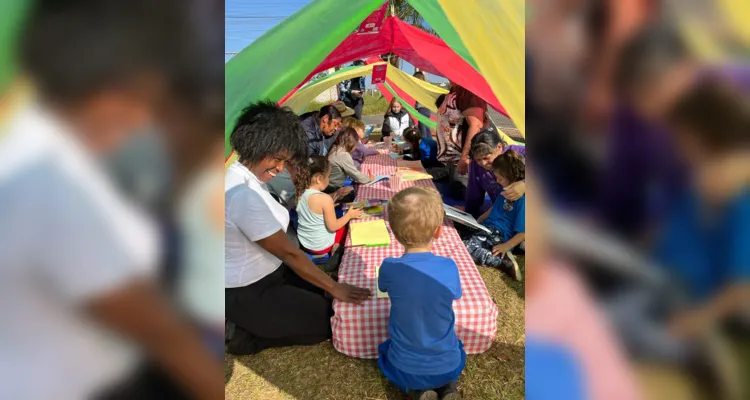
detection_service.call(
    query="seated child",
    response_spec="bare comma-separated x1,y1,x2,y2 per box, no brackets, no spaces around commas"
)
326,127,375,203
378,187,465,400
400,126,443,169
342,117,379,169
295,156,363,270
464,150,525,281
654,81,750,343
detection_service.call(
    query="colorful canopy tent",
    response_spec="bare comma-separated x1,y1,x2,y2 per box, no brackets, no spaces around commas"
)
284,61,448,115
280,16,508,117
0,0,31,93
225,0,524,160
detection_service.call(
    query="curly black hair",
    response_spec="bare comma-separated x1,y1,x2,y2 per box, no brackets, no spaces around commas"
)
230,101,308,166
293,155,330,199
19,0,183,103
492,149,525,183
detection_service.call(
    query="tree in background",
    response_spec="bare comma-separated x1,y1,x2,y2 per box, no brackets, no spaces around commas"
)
385,0,438,69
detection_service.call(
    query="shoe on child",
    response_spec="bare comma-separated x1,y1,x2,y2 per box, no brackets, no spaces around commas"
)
437,381,462,400
407,389,439,400
500,252,522,282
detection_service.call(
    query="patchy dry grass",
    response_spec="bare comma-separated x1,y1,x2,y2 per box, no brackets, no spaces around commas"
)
225,258,525,400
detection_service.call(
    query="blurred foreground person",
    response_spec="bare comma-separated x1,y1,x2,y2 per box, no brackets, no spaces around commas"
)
0,3,221,399
660,81,750,343
648,81,750,399
602,22,750,242
525,174,641,400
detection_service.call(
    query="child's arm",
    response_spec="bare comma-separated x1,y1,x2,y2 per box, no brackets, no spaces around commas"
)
340,153,372,183
670,283,750,338
359,142,379,157
492,232,525,257
319,194,362,232
477,208,492,224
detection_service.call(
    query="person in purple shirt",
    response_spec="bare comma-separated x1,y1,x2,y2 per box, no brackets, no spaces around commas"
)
602,23,750,241
466,128,526,217
341,117,378,169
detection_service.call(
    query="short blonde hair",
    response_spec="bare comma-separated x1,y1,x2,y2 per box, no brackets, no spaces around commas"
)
341,116,365,131
388,187,444,248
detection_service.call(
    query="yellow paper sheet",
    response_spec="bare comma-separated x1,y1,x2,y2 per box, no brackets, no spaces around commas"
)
375,264,388,298
350,219,391,247
399,171,433,182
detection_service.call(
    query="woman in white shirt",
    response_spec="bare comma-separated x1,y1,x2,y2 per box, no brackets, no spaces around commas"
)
225,101,371,355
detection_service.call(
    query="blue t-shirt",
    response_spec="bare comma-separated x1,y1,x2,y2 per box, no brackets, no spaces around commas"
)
655,187,750,302
485,194,526,241
418,136,439,162
378,252,462,375
526,337,585,400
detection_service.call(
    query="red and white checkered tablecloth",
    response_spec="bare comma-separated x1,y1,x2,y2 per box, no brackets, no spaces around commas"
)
331,153,499,359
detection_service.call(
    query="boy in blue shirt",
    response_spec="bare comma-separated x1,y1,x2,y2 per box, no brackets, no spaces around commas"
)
655,81,750,339
464,150,525,281
378,187,465,400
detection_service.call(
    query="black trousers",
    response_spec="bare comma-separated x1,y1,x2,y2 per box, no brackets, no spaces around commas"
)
343,93,364,120
225,265,333,354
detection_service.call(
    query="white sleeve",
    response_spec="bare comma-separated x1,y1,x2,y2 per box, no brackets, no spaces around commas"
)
36,169,158,303
227,188,283,242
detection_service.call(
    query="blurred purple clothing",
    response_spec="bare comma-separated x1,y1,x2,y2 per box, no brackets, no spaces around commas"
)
600,65,750,238
352,142,379,169
466,145,526,217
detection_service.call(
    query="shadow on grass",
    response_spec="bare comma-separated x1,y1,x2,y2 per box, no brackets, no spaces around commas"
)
226,340,524,400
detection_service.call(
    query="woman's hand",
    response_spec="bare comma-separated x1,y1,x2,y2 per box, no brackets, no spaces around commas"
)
502,181,526,201
335,187,353,201
330,282,372,304
492,242,512,257
346,207,364,219
669,308,713,339
477,214,488,224
457,156,471,175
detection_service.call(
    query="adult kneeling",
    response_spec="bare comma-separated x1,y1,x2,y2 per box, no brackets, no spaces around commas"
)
225,101,371,355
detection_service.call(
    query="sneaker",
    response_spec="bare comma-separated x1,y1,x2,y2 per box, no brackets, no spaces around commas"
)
437,381,462,400
407,389,439,400
225,323,262,355
500,252,522,281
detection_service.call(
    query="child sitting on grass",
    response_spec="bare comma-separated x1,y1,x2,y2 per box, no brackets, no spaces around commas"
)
465,150,525,281
378,187,465,400
295,156,363,271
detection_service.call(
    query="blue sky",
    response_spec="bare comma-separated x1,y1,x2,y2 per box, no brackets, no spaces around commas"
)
225,0,447,85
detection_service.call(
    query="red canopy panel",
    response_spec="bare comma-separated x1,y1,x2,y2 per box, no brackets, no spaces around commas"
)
279,15,507,117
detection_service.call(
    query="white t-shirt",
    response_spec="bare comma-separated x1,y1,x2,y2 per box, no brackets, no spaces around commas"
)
0,102,159,399
225,161,290,288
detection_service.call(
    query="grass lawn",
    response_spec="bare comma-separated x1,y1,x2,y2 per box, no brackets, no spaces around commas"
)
308,93,391,118
225,257,525,400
